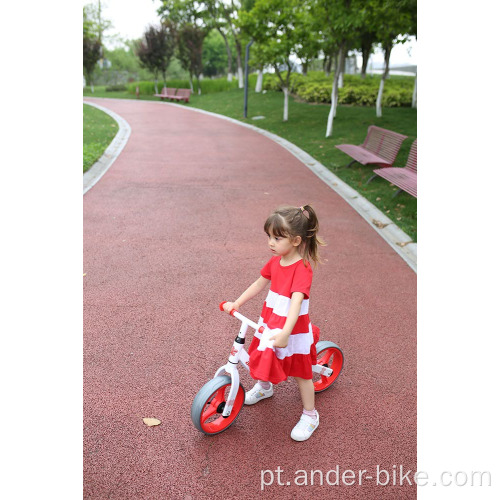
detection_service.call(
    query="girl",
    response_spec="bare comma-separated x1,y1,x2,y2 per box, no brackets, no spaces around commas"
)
223,204,325,441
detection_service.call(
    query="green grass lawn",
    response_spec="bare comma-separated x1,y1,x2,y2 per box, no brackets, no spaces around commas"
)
83,86,417,241
83,103,118,173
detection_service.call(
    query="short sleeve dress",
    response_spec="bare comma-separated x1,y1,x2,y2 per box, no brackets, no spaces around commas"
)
247,256,321,384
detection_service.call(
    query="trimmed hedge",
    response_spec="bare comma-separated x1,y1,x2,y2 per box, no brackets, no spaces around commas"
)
127,77,239,96
262,71,415,107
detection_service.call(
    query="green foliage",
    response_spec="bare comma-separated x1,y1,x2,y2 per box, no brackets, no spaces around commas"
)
105,84,127,92
202,28,236,77
263,71,414,107
127,76,238,96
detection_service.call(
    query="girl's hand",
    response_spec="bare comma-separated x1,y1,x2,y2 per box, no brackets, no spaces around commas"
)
269,329,290,348
223,301,239,314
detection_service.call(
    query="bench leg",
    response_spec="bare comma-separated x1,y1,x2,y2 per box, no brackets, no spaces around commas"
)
392,188,403,199
365,174,377,185
346,159,358,168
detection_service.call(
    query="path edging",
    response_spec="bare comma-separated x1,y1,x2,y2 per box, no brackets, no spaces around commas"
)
81,97,416,272
83,100,131,195
166,101,417,273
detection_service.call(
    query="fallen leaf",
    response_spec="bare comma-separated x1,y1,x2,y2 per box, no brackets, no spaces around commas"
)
396,241,413,247
397,217,402,221
372,219,389,229
83,273,87,277
386,210,390,213
376,197,381,201
143,417,161,427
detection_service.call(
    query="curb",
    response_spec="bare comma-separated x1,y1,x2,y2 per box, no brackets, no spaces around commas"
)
165,102,417,273
83,100,131,195
81,97,416,273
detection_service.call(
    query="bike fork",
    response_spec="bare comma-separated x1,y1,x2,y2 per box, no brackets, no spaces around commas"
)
214,321,251,417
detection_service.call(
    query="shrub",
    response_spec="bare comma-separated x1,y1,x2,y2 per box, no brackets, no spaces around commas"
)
127,77,239,96
105,84,127,92
296,83,331,103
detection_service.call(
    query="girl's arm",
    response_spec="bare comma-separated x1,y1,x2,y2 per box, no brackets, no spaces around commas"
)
269,292,305,347
222,276,270,314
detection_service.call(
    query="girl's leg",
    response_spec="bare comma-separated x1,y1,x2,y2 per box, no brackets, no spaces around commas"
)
295,377,315,411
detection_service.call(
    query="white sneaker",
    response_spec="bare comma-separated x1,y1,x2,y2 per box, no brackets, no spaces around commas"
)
244,382,274,405
291,410,319,441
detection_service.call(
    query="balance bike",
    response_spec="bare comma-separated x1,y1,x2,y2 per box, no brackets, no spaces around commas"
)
190,302,344,435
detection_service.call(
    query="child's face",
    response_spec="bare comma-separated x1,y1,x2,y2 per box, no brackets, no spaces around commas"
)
267,232,301,257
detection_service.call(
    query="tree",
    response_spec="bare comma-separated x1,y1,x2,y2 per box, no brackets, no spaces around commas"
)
83,4,104,92
83,35,102,92
372,0,416,117
316,0,364,137
358,30,377,78
177,23,208,93
205,0,235,81
203,29,234,78
219,1,248,88
135,23,176,94
240,0,309,121
157,0,210,91
294,2,322,75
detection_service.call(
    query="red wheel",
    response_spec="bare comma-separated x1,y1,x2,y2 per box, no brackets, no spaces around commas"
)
313,341,344,393
191,376,245,435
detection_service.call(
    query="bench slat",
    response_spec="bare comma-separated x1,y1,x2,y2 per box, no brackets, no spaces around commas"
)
336,125,408,168
373,139,418,198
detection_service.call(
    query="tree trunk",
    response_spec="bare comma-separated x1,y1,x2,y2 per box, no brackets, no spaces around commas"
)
237,66,243,89
324,54,333,76
302,59,309,76
217,27,233,83
234,39,244,88
412,73,417,108
376,44,392,118
255,69,263,92
326,43,345,137
154,76,158,95
283,87,289,122
361,41,372,79
188,74,193,92
337,49,344,88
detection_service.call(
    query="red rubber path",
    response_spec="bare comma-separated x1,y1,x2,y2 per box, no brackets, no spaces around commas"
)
83,98,417,499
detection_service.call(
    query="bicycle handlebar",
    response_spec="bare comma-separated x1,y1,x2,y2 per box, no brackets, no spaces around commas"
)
219,301,265,333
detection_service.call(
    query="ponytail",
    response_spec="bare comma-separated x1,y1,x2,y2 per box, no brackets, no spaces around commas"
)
300,204,326,267
264,204,326,267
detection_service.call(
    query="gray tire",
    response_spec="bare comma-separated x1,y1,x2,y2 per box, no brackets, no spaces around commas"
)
191,375,246,435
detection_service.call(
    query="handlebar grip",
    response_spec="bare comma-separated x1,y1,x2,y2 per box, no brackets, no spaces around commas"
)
219,301,237,316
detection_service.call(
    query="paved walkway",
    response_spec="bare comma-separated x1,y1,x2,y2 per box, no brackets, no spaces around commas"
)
83,97,417,499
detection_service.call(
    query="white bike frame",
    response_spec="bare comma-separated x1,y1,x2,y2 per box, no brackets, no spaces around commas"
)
215,306,333,418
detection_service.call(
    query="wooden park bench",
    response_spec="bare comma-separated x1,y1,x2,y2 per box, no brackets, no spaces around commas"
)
336,125,408,168
154,87,177,100
369,139,417,198
169,88,192,103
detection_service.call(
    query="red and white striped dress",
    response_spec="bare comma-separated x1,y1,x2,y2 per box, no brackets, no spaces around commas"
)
248,256,320,384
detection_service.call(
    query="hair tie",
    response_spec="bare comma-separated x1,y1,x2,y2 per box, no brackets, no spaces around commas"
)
299,206,310,219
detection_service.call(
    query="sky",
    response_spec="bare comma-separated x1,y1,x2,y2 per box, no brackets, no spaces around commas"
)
91,0,417,67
